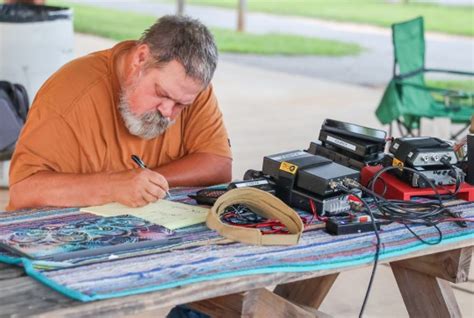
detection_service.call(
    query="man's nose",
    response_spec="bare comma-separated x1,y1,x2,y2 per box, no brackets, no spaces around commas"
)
157,99,175,118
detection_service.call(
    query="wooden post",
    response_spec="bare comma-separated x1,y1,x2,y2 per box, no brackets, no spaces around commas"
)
391,247,472,283
177,0,185,16
188,288,331,317
391,265,462,318
273,273,339,309
0,264,25,281
237,0,247,32
390,247,472,318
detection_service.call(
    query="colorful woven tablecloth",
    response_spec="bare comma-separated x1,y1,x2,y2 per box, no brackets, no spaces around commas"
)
1,189,473,302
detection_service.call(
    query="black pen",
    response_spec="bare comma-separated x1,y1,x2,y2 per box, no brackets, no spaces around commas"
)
131,155,172,200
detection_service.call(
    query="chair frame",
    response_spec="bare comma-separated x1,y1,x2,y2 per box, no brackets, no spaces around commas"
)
384,17,474,138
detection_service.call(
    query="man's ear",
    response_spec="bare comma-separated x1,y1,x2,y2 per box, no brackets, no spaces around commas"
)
131,44,151,71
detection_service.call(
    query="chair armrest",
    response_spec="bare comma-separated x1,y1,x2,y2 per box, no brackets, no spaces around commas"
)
425,68,474,77
395,80,474,98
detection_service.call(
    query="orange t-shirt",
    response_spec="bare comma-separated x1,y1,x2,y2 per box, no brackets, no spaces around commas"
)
9,41,232,188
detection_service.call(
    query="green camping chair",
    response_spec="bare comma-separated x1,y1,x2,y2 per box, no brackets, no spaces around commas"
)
376,16,474,138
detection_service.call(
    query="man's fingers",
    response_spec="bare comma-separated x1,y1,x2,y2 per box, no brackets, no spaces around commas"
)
139,190,155,203
135,197,149,207
123,197,148,208
146,170,169,191
145,185,166,200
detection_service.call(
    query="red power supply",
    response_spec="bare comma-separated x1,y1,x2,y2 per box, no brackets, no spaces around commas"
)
361,165,474,201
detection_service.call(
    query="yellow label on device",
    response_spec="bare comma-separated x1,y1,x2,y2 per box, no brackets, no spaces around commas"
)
392,158,404,170
280,162,298,174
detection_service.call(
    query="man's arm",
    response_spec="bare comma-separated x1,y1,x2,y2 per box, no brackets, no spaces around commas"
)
154,152,232,187
8,168,169,211
8,153,231,210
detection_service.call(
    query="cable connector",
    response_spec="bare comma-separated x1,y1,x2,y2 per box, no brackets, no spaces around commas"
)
328,180,342,190
343,178,360,189
440,155,453,168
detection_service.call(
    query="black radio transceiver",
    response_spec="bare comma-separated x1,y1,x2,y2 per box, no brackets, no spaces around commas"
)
389,137,457,168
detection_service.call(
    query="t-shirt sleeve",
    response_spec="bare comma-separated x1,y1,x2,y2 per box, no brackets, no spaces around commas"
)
9,102,81,186
182,85,232,159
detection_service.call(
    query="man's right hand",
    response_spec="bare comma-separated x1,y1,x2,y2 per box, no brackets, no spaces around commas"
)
109,169,169,207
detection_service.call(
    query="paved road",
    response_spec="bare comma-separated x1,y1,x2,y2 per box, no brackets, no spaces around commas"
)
72,0,474,87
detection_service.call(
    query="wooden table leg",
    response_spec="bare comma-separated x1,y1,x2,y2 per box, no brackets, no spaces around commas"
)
188,288,332,318
390,247,472,318
273,273,339,309
0,263,25,280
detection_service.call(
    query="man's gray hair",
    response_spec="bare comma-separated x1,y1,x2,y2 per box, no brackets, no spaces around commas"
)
139,15,218,86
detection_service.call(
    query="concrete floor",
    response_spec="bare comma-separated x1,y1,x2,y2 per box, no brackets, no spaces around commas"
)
1,33,472,317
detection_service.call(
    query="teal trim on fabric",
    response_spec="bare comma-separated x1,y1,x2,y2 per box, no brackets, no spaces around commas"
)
22,258,94,302
0,253,22,265
24,232,472,302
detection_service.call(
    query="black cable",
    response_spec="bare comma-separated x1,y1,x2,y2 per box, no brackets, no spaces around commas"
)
336,159,465,316
364,165,450,229
355,195,380,318
335,185,380,318
403,222,443,245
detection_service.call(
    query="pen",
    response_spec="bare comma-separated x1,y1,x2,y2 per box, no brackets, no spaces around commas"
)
131,155,172,200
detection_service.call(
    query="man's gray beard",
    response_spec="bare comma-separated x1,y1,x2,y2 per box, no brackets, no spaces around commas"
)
118,92,175,140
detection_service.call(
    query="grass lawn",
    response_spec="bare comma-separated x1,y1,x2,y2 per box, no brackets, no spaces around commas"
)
183,0,474,37
426,79,474,91
426,79,474,106
52,2,363,56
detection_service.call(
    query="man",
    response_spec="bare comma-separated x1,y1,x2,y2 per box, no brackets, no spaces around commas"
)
8,15,232,210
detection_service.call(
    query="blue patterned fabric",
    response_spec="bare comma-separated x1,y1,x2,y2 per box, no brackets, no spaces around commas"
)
1,193,473,302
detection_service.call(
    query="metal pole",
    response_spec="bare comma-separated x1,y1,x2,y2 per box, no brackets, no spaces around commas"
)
237,0,247,32
177,0,185,16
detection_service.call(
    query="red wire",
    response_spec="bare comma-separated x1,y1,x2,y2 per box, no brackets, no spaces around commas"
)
309,199,327,222
223,216,289,234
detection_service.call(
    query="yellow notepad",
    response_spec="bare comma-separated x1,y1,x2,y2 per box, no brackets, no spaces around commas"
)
80,200,209,230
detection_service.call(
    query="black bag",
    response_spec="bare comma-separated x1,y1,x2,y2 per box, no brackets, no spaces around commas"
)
0,81,29,159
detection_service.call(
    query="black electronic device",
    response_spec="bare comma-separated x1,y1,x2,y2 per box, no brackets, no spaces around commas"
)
189,179,278,206
407,166,463,188
262,150,330,182
308,141,381,170
402,166,462,188
188,187,228,205
321,119,387,143
389,137,457,168
297,161,360,196
467,134,474,185
318,130,384,158
257,150,360,214
325,216,382,235
385,137,463,189
309,119,387,169
227,179,276,194
262,150,359,197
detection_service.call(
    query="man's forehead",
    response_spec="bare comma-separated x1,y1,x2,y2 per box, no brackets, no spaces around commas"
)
153,67,203,101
